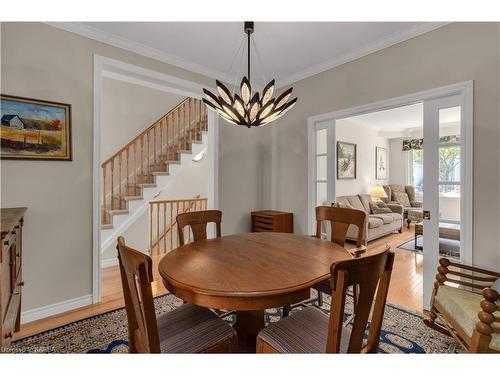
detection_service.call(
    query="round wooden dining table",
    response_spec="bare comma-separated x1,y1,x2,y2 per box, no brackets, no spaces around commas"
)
158,232,351,353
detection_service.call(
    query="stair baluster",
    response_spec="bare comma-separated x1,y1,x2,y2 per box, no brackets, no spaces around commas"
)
101,98,207,228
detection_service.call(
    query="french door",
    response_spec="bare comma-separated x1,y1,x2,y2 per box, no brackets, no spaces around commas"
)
422,93,470,309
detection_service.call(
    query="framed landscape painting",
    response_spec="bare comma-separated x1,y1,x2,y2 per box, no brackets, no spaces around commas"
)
337,141,356,179
376,146,388,179
1,95,72,160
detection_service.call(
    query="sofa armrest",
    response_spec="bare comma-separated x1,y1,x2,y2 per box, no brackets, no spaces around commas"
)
410,201,423,208
387,203,403,215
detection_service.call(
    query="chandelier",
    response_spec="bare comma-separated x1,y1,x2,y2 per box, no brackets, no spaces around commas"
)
202,22,297,128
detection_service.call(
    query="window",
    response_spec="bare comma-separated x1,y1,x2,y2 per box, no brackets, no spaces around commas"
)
410,149,423,195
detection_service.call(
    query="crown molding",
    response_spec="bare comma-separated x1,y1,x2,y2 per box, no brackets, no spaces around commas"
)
276,22,449,88
46,22,449,89
46,22,235,83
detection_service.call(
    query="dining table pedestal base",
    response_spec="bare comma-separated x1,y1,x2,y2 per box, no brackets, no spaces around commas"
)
234,310,265,353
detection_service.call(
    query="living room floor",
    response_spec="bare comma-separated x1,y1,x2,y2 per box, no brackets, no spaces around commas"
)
15,226,422,340
346,224,423,312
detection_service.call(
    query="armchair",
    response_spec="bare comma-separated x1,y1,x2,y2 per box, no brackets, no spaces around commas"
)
382,184,423,227
424,258,500,353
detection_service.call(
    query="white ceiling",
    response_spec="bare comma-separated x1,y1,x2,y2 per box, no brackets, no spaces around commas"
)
340,102,461,135
342,103,424,130
50,22,446,87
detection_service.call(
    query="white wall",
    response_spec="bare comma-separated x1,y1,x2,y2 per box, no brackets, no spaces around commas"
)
388,138,408,186
335,119,389,197
101,78,184,161
218,122,272,235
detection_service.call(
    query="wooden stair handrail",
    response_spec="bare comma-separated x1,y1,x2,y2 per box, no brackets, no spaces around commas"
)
101,97,190,167
101,97,207,226
150,199,198,249
149,195,207,254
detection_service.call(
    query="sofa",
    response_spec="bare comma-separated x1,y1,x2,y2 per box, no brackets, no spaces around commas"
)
336,194,403,243
382,184,423,227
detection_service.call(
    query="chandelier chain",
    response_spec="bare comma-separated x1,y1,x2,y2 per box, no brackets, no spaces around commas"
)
226,35,246,93
251,35,269,88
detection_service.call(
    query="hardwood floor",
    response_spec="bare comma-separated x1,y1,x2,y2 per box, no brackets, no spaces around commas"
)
14,226,422,340
355,226,423,312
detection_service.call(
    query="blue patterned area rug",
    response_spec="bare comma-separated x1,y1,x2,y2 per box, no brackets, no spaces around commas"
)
10,293,460,354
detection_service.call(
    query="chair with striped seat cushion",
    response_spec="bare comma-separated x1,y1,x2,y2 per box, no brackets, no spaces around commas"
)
116,236,237,353
157,303,237,353
257,246,394,353
257,306,351,353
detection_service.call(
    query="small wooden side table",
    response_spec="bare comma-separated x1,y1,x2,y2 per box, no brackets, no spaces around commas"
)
251,210,293,233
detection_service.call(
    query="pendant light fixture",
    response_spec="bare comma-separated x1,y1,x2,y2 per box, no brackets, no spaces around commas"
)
202,22,297,128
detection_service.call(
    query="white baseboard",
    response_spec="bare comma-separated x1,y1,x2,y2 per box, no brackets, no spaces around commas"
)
21,294,93,324
101,257,119,268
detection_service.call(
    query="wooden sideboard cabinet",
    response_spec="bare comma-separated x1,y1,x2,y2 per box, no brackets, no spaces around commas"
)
251,210,293,233
1,207,26,349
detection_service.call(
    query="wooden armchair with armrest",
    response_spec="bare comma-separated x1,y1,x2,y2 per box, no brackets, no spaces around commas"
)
424,258,500,353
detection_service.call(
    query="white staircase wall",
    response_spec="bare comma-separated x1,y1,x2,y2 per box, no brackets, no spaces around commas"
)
101,133,209,265
101,77,185,161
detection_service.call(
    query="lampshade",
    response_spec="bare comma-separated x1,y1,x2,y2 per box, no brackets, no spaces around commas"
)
370,186,388,200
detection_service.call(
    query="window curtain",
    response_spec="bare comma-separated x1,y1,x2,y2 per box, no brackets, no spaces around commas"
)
402,138,423,151
402,135,460,150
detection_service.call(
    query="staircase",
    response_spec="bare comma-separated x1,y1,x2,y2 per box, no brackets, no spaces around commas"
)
100,98,208,250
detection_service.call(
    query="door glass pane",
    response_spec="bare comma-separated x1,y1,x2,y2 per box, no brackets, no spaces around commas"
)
316,155,327,181
438,145,460,182
439,185,460,222
316,182,327,206
316,128,327,154
438,106,461,260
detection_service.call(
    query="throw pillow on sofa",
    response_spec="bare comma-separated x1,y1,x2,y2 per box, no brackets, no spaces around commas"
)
394,192,411,207
369,201,392,214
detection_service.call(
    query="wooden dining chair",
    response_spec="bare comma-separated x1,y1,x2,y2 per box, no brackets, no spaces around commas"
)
116,236,237,353
282,206,367,316
176,210,232,316
314,206,367,306
176,210,222,246
257,246,395,353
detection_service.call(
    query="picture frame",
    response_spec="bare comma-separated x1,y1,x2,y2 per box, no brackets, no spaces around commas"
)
376,146,388,180
336,141,356,179
1,94,72,160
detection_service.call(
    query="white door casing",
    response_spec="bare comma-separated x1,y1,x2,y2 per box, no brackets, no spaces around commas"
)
93,55,219,303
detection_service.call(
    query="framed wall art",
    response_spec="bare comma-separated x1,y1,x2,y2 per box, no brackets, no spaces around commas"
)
376,146,388,180
337,141,356,179
1,94,72,160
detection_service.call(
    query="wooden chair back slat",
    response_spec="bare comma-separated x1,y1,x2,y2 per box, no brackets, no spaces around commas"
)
176,210,222,246
315,206,366,247
326,246,395,353
117,236,160,353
